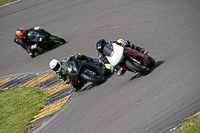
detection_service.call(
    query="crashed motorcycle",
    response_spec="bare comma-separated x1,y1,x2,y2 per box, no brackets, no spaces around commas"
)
27,28,66,53
103,42,155,75
62,59,107,85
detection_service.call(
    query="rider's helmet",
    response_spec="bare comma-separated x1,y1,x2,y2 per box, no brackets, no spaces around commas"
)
49,59,61,72
16,28,26,39
96,39,107,53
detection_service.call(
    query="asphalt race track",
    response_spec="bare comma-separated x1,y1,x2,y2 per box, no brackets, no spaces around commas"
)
1,0,200,133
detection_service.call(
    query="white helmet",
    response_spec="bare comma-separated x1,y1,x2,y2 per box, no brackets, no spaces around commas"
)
49,59,61,72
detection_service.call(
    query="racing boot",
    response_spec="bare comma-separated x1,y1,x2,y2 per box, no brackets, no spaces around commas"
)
29,52,35,58
73,88,81,92
73,81,85,92
27,46,35,58
117,68,126,76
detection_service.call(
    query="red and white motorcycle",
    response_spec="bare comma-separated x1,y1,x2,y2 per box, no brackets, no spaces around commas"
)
103,42,155,75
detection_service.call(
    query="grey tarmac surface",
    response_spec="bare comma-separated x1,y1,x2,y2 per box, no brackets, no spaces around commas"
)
1,0,200,133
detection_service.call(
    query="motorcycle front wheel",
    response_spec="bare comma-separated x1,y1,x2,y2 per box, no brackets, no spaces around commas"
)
125,59,150,75
80,69,106,84
147,55,155,68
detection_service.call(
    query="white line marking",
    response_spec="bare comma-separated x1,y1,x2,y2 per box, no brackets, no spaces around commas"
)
0,0,21,8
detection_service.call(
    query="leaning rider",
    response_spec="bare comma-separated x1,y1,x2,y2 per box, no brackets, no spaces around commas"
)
49,53,102,92
96,39,147,76
14,26,42,58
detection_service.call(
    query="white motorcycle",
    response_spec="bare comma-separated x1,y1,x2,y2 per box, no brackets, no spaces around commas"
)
103,42,155,75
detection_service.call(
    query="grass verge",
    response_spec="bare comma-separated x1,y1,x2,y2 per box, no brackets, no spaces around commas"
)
171,115,200,133
0,86,47,133
0,0,16,6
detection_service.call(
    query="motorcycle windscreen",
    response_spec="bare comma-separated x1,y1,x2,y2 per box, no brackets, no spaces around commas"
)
106,43,124,66
27,31,38,41
103,43,113,56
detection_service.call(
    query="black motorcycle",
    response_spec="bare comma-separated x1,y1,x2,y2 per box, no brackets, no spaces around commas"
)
63,59,107,86
27,29,66,54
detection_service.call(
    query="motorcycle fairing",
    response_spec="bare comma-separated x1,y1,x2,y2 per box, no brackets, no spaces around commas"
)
125,48,149,66
105,43,124,66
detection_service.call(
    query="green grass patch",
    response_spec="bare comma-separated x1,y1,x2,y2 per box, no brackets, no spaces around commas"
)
0,86,47,133
0,0,16,6
172,115,200,133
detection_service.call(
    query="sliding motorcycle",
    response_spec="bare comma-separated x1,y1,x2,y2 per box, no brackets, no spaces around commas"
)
103,42,155,75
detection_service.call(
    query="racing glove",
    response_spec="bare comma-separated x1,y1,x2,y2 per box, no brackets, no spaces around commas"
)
34,26,42,30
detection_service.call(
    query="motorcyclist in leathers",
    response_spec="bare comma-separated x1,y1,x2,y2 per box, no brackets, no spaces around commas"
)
96,39,147,76
49,53,112,92
14,26,43,58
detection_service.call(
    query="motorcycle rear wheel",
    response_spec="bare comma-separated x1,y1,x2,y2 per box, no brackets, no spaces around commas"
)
80,73,105,84
125,59,150,75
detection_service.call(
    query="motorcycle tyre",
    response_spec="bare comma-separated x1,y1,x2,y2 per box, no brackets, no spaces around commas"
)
125,59,150,75
80,73,106,84
147,56,155,68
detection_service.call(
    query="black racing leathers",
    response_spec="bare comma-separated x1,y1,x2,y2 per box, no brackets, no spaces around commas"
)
56,53,92,91
14,27,41,55
14,36,32,54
